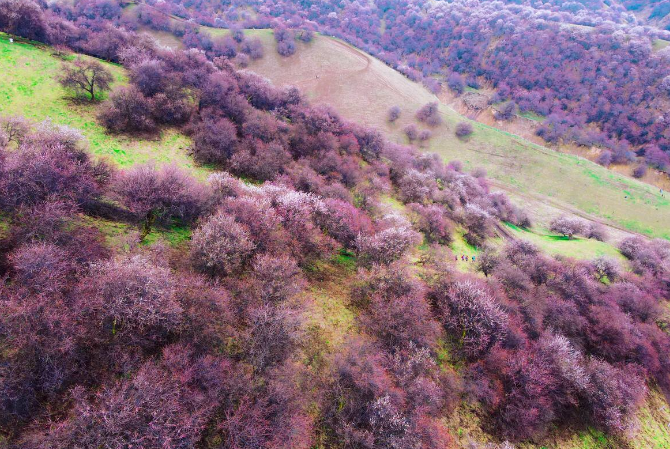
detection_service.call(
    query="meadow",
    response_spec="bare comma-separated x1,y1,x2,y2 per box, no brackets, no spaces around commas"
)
0,32,204,175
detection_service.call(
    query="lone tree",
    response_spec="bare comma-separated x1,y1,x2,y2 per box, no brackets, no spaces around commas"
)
387,105,401,122
549,215,585,239
59,58,113,102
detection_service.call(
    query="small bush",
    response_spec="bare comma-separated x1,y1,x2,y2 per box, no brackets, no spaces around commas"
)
549,215,585,239
415,102,442,126
387,105,401,122
455,121,473,138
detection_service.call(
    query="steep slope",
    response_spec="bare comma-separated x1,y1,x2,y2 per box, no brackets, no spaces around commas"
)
244,33,670,241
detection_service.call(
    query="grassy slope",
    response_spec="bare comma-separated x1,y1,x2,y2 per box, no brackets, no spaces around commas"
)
0,33,205,176
244,33,670,241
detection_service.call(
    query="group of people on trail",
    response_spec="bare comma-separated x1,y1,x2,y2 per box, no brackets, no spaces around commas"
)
456,254,475,262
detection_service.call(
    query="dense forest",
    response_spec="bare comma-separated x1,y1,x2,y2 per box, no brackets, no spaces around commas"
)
1,0,670,448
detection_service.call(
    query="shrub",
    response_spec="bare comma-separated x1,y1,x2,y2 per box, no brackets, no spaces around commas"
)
419,129,432,143
244,303,305,372
324,338,453,449
476,246,500,277
191,211,256,276
79,255,183,345
230,140,292,181
221,364,314,449
9,242,70,295
408,203,453,244
219,195,286,254
317,198,373,247
618,236,645,259
191,116,238,165
298,29,314,42
484,348,558,441
129,59,166,97
0,115,31,145
584,359,646,433
235,52,250,68
455,121,473,138
415,102,442,126
356,220,421,265
240,37,264,59
387,105,401,122
597,150,613,167
592,256,619,281
277,40,296,57
361,291,440,350
404,123,419,141
8,199,78,244
30,346,237,448
446,72,465,95
249,254,305,303
0,289,82,429
98,86,156,133
0,0,48,42
495,101,517,121
585,222,607,241
462,204,492,246
198,72,238,111
432,280,509,358
150,91,192,125
397,169,435,203
113,164,207,233
606,282,660,323
0,125,102,209
632,164,647,178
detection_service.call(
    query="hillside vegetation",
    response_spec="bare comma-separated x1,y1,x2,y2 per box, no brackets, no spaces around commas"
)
1,3,670,449
244,33,670,240
0,33,201,174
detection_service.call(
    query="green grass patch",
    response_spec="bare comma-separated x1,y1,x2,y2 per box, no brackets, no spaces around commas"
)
0,32,208,177
503,223,625,261
143,225,192,247
519,110,545,122
653,39,670,52
85,216,192,249
379,194,406,212
332,248,357,271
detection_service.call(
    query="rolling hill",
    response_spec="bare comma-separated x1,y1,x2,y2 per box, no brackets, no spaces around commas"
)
244,32,670,241
1,16,670,449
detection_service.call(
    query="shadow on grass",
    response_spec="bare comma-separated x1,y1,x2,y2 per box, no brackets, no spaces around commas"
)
546,235,579,241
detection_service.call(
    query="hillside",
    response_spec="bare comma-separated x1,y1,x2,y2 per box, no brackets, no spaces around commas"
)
1,4,670,448
244,33,670,241
0,30,649,263
2,26,666,265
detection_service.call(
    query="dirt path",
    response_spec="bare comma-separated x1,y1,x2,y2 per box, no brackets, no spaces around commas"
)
493,222,517,241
